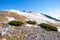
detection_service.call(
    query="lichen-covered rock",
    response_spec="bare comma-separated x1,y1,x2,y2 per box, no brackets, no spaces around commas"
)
1,23,60,40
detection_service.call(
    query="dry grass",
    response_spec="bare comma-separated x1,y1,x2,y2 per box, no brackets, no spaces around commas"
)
0,11,28,22
0,23,7,28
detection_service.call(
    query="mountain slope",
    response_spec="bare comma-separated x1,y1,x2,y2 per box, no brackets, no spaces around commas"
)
0,9,60,27
0,9,60,40
0,11,28,22
7,9,56,23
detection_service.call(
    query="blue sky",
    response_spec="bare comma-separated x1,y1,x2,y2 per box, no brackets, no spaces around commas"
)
0,0,60,19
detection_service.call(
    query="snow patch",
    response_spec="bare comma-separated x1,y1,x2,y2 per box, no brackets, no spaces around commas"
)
58,29,60,32
7,17,15,21
57,27,60,32
25,24,33,27
25,24,38,28
2,38,7,40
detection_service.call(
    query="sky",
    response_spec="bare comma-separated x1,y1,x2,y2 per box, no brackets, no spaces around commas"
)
0,0,60,19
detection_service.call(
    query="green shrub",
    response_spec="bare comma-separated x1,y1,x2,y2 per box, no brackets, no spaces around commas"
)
8,20,24,26
38,23,58,31
26,20,36,25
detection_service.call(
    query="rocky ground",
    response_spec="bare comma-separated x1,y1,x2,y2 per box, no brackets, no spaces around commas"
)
0,23,60,40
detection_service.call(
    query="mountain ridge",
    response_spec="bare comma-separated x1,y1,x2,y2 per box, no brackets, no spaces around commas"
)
41,13,60,22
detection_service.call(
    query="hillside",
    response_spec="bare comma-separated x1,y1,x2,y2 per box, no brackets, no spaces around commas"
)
0,11,28,22
0,9,59,27
0,9,60,40
1,22,60,40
